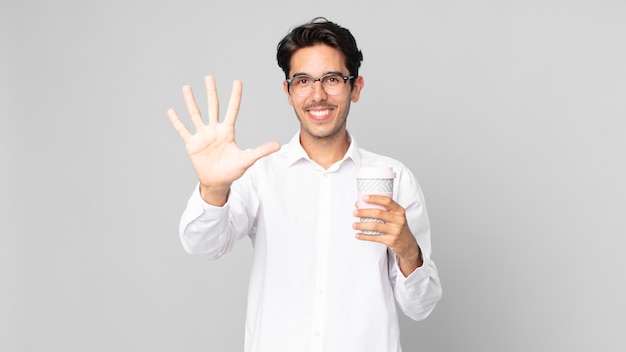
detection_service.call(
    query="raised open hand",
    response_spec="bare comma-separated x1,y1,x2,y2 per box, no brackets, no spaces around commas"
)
167,75,280,206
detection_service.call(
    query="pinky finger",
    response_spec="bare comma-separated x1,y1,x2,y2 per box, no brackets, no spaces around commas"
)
167,108,192,142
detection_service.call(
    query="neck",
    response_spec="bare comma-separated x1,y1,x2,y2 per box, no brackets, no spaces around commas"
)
300,130,350,169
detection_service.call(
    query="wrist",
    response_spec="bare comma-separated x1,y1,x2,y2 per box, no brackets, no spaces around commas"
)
398,247,423,275
199,183,230,206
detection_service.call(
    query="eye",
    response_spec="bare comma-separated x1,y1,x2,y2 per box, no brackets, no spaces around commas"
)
293,76,311,85
324,75,342,84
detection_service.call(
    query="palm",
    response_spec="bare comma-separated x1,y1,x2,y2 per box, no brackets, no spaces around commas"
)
185,120,250,187
168,75,280,194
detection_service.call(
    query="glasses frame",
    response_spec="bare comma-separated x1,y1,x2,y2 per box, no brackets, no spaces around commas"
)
286,73,355,96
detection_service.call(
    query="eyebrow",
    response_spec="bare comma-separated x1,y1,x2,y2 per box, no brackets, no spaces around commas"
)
291,71,345,78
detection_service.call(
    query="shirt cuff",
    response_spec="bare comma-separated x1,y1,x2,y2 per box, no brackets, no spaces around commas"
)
395,257,435,294
182,184,230,225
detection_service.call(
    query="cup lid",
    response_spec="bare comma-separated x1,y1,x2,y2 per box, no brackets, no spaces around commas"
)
355,166,396,179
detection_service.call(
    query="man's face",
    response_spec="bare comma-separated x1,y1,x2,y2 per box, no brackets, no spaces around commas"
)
283,44,364,141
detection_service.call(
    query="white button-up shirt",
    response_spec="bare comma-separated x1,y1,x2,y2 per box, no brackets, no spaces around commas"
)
179,132,442,352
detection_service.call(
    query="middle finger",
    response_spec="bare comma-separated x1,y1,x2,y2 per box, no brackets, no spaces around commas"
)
205,75,220,124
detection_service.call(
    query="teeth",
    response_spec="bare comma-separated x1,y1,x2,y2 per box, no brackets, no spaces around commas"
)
310,110,330,117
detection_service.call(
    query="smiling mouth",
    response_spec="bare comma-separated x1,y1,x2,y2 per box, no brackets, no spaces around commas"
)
305,105,336,121
309,109,331,117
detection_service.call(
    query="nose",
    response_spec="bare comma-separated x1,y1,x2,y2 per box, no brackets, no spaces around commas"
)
310,80,327,101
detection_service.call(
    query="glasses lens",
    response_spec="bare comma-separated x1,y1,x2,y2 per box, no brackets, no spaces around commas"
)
291,76,311,96
321,75,344,95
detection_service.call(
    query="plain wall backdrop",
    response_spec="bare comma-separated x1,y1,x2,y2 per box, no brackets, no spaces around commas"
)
2,0,625,351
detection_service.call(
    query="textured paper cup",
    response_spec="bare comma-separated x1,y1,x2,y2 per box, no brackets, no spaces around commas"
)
356,167,396,235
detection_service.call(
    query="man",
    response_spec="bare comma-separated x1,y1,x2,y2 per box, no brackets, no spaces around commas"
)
167,17,441,352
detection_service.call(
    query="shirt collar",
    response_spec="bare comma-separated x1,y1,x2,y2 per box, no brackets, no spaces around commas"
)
285,130,362,169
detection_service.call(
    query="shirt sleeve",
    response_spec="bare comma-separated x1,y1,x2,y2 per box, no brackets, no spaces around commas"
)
178,171,258,260
389,165,443,320
390,253,442,321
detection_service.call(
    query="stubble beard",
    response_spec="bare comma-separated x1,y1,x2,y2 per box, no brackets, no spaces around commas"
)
294,105,350,141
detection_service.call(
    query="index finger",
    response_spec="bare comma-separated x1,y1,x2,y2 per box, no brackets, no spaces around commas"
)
223,80,242,125
360,194,397,208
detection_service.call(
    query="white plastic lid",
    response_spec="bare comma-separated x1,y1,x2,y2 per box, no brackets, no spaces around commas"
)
355,166,396,179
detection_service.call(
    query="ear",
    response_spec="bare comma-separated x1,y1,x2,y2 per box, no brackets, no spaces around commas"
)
283,80,294,106
350,76,364,103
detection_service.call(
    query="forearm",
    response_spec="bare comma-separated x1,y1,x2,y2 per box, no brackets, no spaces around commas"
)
179,184,249,259
393,257,442,321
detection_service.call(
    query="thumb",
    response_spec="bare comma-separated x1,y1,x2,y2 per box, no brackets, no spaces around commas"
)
244,141,281,166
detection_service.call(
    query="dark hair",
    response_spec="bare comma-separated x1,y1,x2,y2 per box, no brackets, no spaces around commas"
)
276,17,363,83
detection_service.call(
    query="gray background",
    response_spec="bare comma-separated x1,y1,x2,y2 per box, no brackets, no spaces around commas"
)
2,0,625,351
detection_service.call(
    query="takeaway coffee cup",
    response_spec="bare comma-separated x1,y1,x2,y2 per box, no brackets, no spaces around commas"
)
356,166,396,235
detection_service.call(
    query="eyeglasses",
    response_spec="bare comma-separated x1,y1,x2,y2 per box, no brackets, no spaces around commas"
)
286,73,355,96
